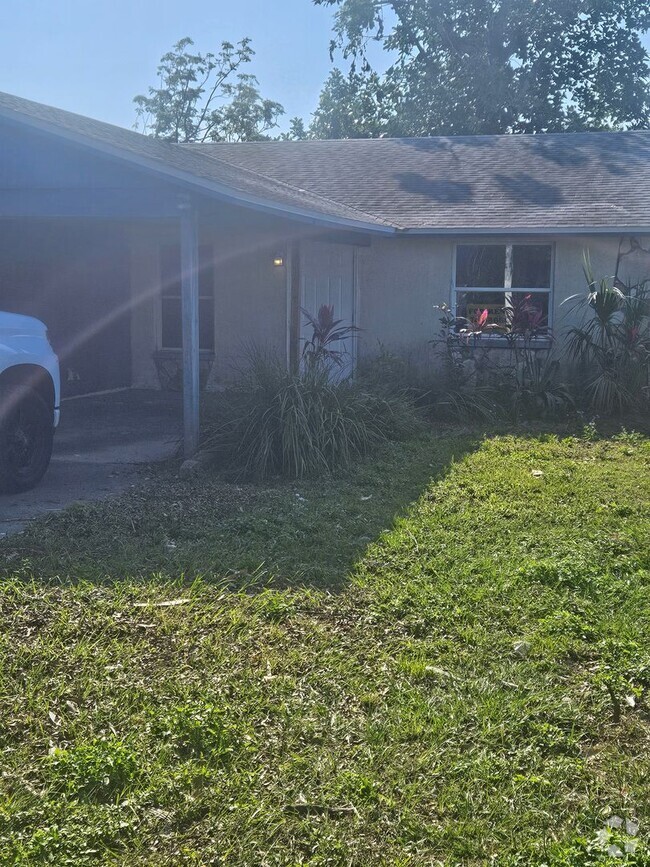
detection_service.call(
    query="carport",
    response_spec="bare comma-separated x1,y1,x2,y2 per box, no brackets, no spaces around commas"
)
0,91,386,465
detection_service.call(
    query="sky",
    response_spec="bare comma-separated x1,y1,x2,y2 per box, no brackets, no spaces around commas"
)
0,0,365,132
1,2,649,135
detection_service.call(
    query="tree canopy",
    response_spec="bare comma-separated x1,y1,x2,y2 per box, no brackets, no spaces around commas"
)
310,69,388,138
134,37,284,142
312,0,650,137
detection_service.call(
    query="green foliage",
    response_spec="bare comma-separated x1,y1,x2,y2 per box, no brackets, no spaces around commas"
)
310,68,388,139
565,257,650,414
429,302,573,422
203,351,420,479
133,36,284,142
202,307,420,480
155,702,235,761
47,739,138,802
509,350,574,420
313,0,650,136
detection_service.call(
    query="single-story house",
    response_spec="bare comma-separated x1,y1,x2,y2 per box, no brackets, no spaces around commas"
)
1,90,649,453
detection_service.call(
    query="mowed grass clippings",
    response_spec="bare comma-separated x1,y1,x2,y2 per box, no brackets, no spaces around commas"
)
1,433,475,589
0,431,648,865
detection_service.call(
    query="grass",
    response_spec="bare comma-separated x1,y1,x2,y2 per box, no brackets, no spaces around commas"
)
0,427,649,864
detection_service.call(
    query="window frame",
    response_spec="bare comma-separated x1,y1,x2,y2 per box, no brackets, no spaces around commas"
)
158,243,216,353
451,241,555,340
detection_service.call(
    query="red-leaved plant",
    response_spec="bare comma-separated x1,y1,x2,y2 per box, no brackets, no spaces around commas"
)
301,305,360,372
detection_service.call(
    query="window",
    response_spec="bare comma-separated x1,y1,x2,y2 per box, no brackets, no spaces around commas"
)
160,245,215,351
454,243,552,336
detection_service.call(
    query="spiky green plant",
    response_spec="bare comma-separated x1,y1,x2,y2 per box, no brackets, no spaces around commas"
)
564,255,650,415
203,350,421,479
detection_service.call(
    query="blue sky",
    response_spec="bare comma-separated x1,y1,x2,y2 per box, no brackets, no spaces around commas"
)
0,0,356,131
1,1,648,134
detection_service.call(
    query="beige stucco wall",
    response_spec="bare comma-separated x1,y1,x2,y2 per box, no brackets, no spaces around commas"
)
128,223,650,390
356,236,453,366
357,233,650,365
128,216,296,391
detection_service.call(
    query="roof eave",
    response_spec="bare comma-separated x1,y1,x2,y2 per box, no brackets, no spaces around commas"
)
0,106,394,235
396,225,650,236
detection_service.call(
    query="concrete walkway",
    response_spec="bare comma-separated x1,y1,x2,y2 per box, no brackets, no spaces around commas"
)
0,389,181,537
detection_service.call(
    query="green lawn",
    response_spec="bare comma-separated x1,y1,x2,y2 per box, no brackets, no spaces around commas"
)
0,429,649,865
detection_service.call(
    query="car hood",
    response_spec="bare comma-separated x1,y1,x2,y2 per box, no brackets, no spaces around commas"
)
0,311,48,337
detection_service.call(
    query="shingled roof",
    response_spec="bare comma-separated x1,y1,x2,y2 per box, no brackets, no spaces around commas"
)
2,90,649,234
0,91,391,231
189,132,650,233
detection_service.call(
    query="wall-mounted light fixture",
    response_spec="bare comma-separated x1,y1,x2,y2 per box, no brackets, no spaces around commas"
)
273,254,285,267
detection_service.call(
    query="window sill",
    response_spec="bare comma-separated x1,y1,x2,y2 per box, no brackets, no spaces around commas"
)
452,335,553,350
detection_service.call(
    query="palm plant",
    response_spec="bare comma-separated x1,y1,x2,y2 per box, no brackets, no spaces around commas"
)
564,255,650,414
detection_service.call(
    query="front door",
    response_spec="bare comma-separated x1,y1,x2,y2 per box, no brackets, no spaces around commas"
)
300,240,357,378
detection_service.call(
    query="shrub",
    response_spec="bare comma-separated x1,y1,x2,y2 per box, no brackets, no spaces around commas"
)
203,351,421,480
564,256,650,415
430,303,572,422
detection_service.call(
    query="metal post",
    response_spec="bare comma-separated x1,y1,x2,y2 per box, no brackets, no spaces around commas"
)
179,199,200,457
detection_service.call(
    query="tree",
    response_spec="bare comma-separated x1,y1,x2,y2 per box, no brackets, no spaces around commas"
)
278,116,311,140
134,37,284,142
313,0,650,136
310,69,388,138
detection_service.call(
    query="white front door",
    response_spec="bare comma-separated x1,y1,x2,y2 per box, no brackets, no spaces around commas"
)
300,241,357,378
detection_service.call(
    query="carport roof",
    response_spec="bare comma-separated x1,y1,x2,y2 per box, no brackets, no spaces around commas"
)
2,90,650,234
0,91,392,232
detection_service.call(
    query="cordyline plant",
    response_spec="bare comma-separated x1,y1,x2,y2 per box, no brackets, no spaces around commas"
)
564,255,650,414
431,301,570,421
301,305,359,372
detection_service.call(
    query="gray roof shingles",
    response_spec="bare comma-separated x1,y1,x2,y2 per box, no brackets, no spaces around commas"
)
1,90,649,233
189,133,650,231
0,91,389,228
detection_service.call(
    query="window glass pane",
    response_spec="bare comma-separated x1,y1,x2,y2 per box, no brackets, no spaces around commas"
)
455,291,507,330
160,245,214,297
456,245,506,288
199,298,214,350
508,291,549,334
512,245,552,288
161,297,215,350
161,297,182,347
160,246,181,297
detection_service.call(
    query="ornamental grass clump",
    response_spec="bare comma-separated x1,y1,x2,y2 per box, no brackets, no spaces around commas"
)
203,307,421,479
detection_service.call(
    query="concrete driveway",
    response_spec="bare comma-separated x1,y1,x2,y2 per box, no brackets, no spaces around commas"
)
0,389,181,536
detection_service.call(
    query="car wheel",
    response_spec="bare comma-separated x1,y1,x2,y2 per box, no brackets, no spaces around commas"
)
0,387,54,494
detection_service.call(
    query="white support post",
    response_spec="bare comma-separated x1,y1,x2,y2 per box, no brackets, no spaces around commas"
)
179,199,200,458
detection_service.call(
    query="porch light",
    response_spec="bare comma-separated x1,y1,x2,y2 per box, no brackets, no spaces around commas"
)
273,254,285,267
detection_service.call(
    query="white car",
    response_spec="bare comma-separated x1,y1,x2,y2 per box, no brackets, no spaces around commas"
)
0,312,60,493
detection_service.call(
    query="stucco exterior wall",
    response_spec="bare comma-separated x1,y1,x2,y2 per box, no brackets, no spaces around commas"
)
357,233,650,366
356,236,453,366
211,230,287,386
128,226,650,390
128,216,294,391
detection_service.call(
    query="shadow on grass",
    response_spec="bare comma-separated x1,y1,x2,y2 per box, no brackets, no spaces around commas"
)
4,413,644,592
0,430,484,592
